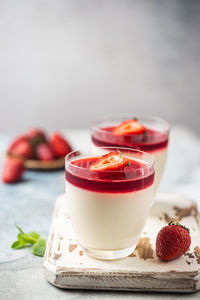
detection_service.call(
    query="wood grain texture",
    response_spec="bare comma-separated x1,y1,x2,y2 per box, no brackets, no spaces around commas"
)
24,157,65,170
43,193,200,292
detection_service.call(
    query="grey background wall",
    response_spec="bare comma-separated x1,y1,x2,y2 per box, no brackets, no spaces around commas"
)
0,0,200,134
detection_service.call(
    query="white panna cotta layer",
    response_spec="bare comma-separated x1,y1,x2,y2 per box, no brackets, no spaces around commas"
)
66,182,154,251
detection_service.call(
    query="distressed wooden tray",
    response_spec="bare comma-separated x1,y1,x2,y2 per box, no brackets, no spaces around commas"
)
43,193,200,292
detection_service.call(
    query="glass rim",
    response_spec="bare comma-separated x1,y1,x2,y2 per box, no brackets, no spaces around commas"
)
65,146,155,173
91,113,170,137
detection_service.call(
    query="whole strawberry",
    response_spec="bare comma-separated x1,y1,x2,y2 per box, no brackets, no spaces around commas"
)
50,132,72,158
10,140,33,159
8,135,29,152
2,157,24,183
156,221,191,261
36,143,54,161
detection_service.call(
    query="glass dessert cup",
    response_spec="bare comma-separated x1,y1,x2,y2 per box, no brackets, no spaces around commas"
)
91,114,170,192
65,147,155,260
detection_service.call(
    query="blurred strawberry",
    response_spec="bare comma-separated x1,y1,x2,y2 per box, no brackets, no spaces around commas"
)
36,143,54,161
2,157,24,183
113,119,146,135
27,128,46,147
8,135,28,152
50,132,72,158
10,140,33,159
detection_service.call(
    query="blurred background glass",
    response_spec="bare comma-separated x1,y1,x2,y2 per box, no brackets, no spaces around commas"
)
0,0,199,133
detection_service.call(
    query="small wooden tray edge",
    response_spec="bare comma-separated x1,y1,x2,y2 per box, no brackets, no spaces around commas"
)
5,153,65,170
24,157,65,170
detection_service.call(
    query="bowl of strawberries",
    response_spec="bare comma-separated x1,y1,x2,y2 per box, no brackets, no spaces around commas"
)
2,128,72,183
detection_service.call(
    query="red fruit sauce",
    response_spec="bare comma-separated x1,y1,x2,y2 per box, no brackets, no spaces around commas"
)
65,157,154,193
92,126,168,152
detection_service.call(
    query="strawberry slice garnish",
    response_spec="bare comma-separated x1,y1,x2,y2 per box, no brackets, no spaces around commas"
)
113,119,146,135
90,151,129,171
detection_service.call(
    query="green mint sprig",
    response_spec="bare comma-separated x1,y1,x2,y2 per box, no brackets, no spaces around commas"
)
32,238,46,256
11,225,46,257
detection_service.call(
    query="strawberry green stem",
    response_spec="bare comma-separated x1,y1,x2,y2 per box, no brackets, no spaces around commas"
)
168,220,190,233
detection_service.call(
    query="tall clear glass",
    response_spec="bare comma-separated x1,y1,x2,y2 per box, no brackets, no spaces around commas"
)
65,147,155,260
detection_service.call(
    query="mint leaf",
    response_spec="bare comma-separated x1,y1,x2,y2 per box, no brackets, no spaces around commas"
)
15,225,38,244
18,232,40,244
32,238,46,257
15,225,25,235
11,240,26,249
28,232,40,241
12,225,45,256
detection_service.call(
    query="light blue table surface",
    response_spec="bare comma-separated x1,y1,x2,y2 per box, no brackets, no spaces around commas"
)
0,128,200,300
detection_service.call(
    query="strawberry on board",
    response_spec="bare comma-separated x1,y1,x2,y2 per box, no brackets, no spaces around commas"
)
10,140,33,159
113,119,146,135
36,143,55,161
2,157,24,183
90,151,129,171
50,132,72,158
156,221,191,262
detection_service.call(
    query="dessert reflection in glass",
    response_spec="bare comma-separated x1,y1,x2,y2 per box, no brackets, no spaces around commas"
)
65,147,155,260
91,114,169,191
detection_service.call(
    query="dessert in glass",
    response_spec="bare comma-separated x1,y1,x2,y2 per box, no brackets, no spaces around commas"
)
65,147,155,260
91,114,169,191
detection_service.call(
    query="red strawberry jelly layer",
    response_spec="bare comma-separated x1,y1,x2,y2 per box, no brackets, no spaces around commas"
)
92,127,168,152
66,157,154,193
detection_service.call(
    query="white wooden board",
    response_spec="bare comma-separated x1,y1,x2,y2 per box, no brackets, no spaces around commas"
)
43,193,200,292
